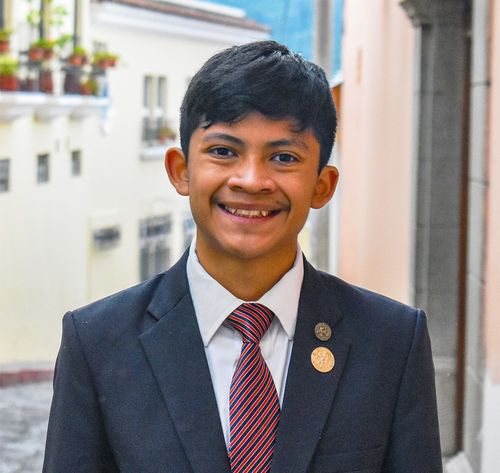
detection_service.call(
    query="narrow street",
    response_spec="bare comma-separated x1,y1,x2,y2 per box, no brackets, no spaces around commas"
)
0,382,52,473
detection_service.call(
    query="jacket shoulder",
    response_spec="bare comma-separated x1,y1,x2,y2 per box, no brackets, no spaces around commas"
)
71,273,163,324
69,253,189,335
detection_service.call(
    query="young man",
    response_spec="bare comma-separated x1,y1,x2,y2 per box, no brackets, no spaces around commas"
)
44,41,442,472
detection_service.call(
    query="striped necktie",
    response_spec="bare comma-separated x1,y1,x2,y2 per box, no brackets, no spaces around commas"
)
226,303,280,473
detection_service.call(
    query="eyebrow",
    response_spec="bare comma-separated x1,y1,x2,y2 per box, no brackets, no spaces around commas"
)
201,133,309,151
267,138,309,151
201,133,244,146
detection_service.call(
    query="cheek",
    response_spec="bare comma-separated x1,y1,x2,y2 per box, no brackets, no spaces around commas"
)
287,180,317,207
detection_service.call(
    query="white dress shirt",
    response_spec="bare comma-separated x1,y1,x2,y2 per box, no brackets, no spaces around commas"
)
186,240,304,447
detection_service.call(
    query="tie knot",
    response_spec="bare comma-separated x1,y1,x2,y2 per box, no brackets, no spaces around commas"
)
227,303,274,344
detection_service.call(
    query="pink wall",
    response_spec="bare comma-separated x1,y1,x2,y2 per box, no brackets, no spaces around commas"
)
338,0,415,302
485,0,500,383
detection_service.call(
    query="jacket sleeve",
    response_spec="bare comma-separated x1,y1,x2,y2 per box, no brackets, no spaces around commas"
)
43,311,118,473
382,309,443,472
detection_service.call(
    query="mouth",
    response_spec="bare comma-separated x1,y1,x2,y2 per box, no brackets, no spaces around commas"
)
218,204,281,218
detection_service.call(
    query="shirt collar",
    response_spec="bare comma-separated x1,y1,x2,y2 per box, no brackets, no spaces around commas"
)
187,237,304,347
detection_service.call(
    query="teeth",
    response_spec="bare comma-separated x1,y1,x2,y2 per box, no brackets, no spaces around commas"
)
224,206,273,218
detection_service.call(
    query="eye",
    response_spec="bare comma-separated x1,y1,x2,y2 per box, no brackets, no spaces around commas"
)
209,147,236,158
272,153,298,164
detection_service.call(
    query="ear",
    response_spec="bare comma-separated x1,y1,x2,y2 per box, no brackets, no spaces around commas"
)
311,165,339,209
165,147,189,196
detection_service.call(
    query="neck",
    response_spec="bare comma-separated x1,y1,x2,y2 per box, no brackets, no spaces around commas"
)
195,243,297,301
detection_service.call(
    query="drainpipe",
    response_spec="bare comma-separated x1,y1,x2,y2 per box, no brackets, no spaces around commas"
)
311,0,333,271
73,0,79,47
39,0,44,38
0,0,4,30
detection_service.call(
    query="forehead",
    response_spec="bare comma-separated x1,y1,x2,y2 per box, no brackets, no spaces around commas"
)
191,113,320,150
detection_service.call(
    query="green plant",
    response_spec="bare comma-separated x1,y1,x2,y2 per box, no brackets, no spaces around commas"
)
25,0,68,28
50,3,69,28
30,38,54,50
92,51,106,61
54,33,72,49
26,8,41,27
159,125,176,141
93,51,119,68
82,78,98,95
72,45,88,56
0,55,19,76
0,29,12,41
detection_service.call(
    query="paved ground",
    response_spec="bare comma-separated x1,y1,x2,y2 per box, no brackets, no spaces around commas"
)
0,382,52,473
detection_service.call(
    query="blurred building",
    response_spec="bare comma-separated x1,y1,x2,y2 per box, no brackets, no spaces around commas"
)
337,0,499,471
0,0,268,368
215,0,344,79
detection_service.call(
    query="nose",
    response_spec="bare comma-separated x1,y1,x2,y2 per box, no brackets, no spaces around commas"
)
227,157,276,193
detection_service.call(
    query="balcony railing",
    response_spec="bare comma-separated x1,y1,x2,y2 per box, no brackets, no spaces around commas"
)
140,118,178,160
142,118,177,146
0,37,116,122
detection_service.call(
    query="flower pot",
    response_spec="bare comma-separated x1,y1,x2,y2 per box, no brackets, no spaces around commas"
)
0,40,9,54
43,49,54,61
28,48,44,62
80,85,91,95
97,58,110,69
0,75,19,91
68,54,83,67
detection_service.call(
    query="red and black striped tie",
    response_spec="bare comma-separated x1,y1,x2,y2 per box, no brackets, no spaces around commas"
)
227,303,280,473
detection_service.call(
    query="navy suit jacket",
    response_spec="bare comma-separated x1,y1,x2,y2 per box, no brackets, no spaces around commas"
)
43,253,442,472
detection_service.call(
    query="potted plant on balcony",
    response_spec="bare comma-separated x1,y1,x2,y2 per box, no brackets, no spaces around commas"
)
93,51,108,69
28,38,55,62
159,125,176,144
0,29,12,54
68,45,88,67
0,55,19,91
28,40,44,62
108,53,119,68
93,51,119,70
80,77,98,96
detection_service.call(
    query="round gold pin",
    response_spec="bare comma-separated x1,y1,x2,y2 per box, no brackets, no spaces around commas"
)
311,347,335,373
314,322,332,341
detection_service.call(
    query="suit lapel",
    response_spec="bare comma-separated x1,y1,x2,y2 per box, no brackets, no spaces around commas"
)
271,260,352,473
139,254,231,473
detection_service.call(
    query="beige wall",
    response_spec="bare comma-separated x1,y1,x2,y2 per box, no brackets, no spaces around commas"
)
485,0,500,384
0,118,94,363
0,1,266,365
338,0,415,303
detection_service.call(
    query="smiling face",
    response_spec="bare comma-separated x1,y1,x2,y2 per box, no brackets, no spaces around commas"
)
166,112,338,273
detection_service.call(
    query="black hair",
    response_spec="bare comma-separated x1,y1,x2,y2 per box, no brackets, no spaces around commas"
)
180,40,337,169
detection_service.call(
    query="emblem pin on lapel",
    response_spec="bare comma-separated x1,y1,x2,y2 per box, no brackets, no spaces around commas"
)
311,347,335,373
314,322,332,341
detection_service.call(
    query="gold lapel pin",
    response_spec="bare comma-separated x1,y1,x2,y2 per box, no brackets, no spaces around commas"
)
311,347,335,373
314,322,332,341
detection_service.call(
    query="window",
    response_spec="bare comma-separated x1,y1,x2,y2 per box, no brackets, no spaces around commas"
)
71,150,82,176
143,75,153,109
142,75,172,147
0,159,10,192
157,76,166,109
139,215,172,281
37,154,49,183
93,226,121,250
